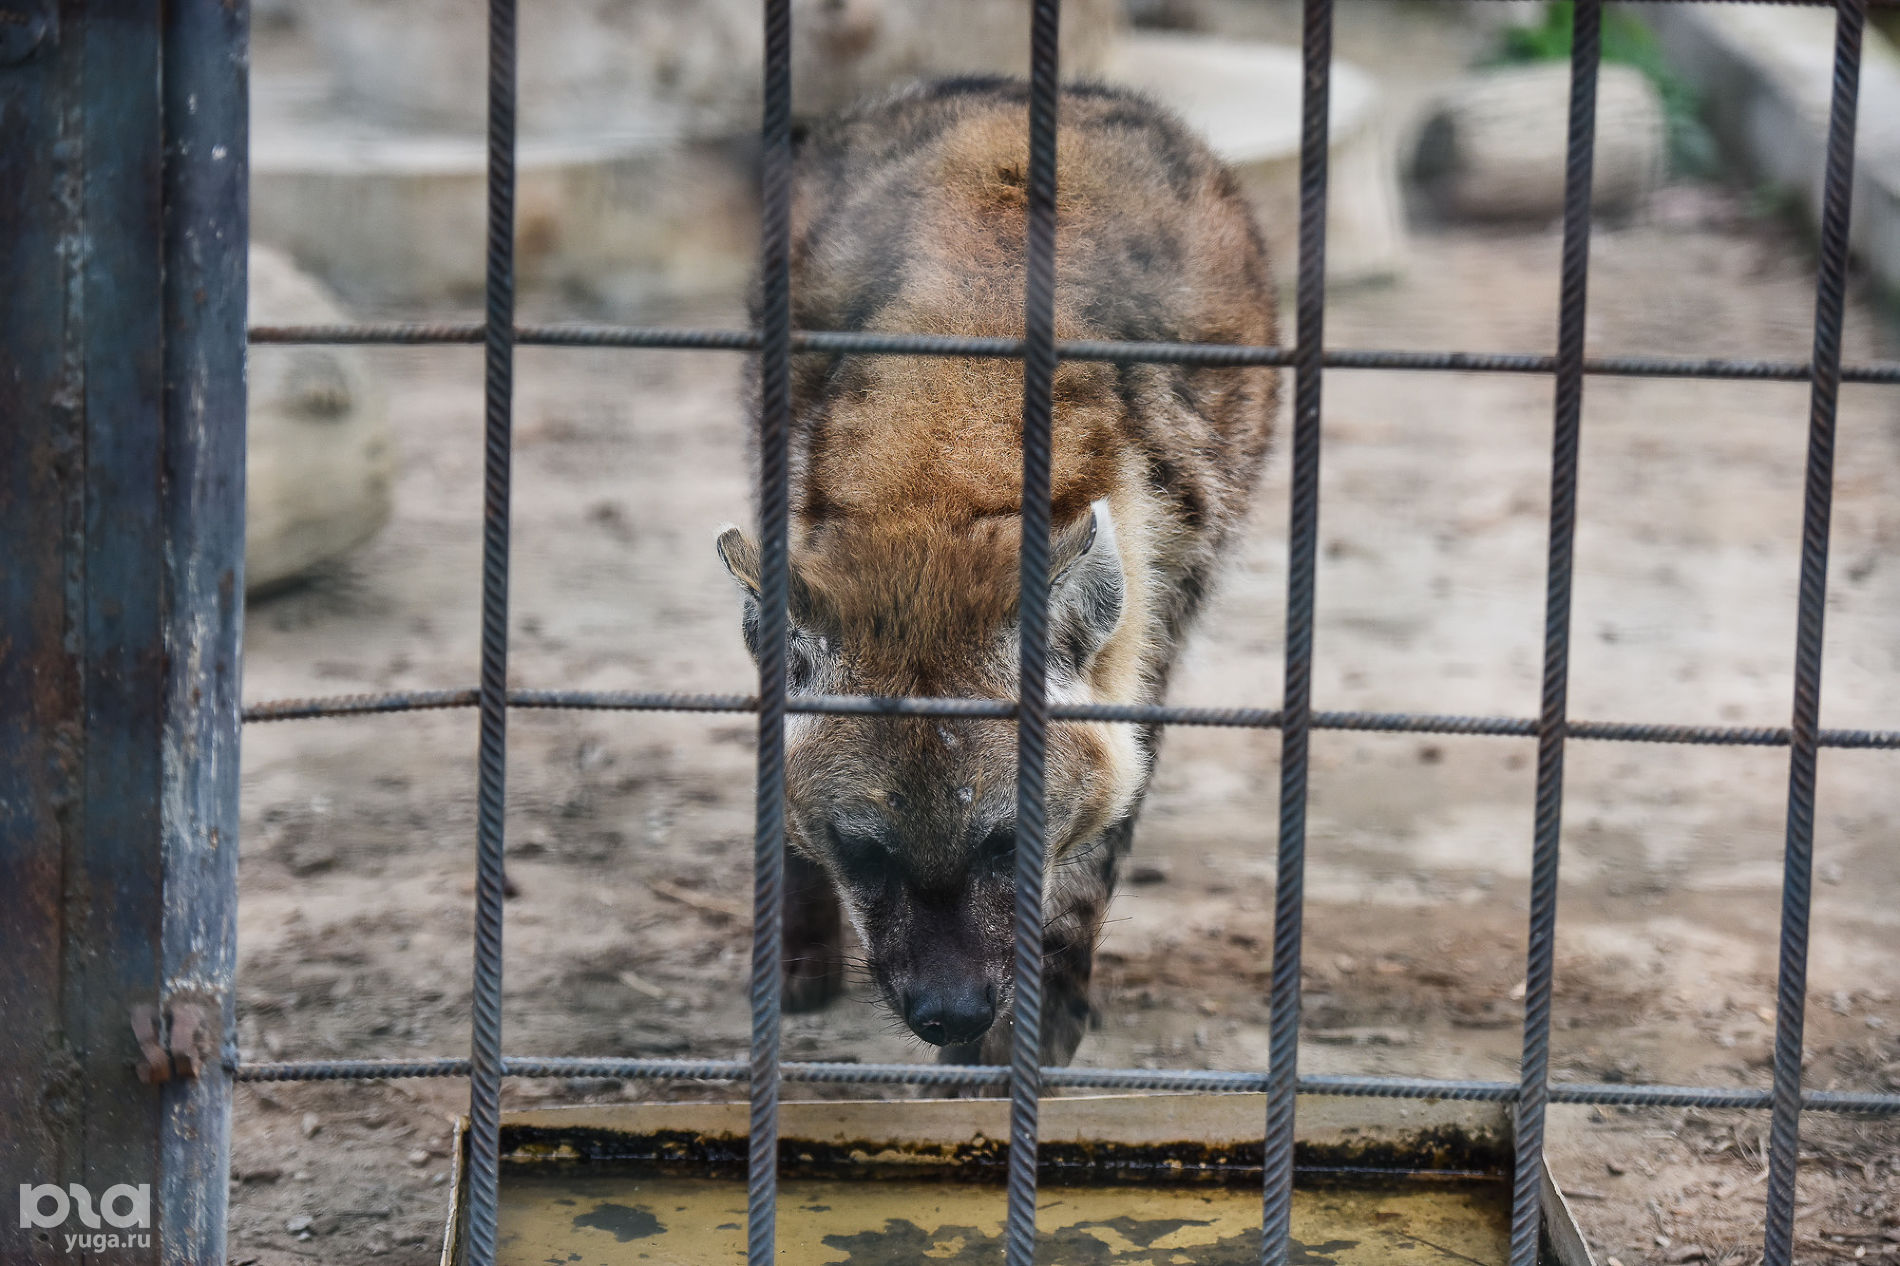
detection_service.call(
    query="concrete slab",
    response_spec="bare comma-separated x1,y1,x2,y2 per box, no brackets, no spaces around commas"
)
1648,5,1900,298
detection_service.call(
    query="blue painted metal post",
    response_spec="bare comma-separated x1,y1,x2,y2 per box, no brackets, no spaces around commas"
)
0,3,248,1262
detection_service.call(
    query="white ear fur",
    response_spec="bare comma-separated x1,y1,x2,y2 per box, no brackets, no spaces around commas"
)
1051,499,1124,661
715,525,761,596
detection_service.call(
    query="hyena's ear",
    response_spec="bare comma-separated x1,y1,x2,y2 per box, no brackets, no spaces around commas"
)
716,526,768,662
716,525,762,598
716,527,833,678
1048,499,1124,667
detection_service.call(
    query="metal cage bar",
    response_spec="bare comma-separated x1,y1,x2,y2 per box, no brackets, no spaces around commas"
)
211,0,1900,1262
226,1056,1900,1113
1764,3,1867,1263
1005,3,1064,1264
748,0,796,1260
1512,3,1598,1263
461,0,518,1261
237,688,1900,750
247,320,1900,384
1262,1,1331,1262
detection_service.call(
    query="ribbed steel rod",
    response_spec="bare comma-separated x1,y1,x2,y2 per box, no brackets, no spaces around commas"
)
461,0,516,1261
1513,5,1598,1263
245,322,1900,384
747,0,795,1260
1765,3,1865,1264
1006,4,1063,1263
1264,3,1332,1262
237,687,1900,750
227,1057,1900,1115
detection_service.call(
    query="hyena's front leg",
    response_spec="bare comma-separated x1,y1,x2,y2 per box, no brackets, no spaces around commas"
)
782,849,847,1013
941,816,1132,1071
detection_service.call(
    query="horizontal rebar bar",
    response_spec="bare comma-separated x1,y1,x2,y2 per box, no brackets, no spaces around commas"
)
247,323,1900,384
238,687,1900,749
225,1056,1900,1114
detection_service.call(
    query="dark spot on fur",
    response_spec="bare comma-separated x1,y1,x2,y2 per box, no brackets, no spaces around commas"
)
1065,80,1142,103
1080,284,1173,343
922,74,1025,104
1148,450,1207,532
1125,229,1181,276
1090,106,1200,199
1168,562,1213,642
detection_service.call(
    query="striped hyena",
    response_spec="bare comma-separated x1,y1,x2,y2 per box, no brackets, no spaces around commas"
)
717,78,1278,1067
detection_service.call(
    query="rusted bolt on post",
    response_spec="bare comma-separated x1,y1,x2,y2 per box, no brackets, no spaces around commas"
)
132,1004,211,1084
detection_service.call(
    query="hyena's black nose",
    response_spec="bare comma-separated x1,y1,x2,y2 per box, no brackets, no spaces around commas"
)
903,981,996,1047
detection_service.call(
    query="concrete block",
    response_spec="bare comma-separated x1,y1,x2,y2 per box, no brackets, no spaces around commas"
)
1648,5,1900,296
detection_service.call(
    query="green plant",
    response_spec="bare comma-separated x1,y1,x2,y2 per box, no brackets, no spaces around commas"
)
1490,1,1718,177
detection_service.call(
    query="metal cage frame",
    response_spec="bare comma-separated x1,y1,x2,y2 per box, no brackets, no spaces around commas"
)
226,2,1900,1266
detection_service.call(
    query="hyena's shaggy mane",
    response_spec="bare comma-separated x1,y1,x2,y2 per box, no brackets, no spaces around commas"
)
748,77,1279,710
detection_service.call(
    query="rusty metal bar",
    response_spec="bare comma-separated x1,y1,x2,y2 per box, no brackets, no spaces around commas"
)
154,0,250,1254
0,3,248,1260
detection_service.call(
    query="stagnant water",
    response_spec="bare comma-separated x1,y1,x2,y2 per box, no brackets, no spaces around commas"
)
488,1168,1512,1265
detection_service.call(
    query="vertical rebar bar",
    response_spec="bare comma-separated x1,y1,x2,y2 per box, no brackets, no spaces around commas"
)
1006,4,1062,1264
463,0,517,1260
1261,2,1331,1261
1510,4,1598,1264
749,0,795,1261
1763,3,1864,1263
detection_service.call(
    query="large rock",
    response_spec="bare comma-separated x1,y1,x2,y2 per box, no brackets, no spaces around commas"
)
1410,63,1666,222
247,247,394,594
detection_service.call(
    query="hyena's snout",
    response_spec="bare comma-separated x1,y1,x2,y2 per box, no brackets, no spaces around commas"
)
884,896,1008,1048
903,977,996,1047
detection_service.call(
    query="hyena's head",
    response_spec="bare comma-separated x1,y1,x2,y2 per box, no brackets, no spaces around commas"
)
716,500,1140,1047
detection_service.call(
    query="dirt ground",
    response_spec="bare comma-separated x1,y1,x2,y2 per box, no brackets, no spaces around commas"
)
229,9,1899,1266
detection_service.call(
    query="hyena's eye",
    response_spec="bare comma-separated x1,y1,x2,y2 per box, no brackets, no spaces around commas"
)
976,825,1018,877
829,822,894,884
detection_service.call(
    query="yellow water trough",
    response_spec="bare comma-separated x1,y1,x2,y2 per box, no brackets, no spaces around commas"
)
441,1093,1595,1265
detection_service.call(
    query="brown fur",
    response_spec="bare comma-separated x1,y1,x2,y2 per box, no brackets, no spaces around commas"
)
722,77,1278,1067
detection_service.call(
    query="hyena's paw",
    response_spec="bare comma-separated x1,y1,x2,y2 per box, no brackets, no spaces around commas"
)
781,955,847,1013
